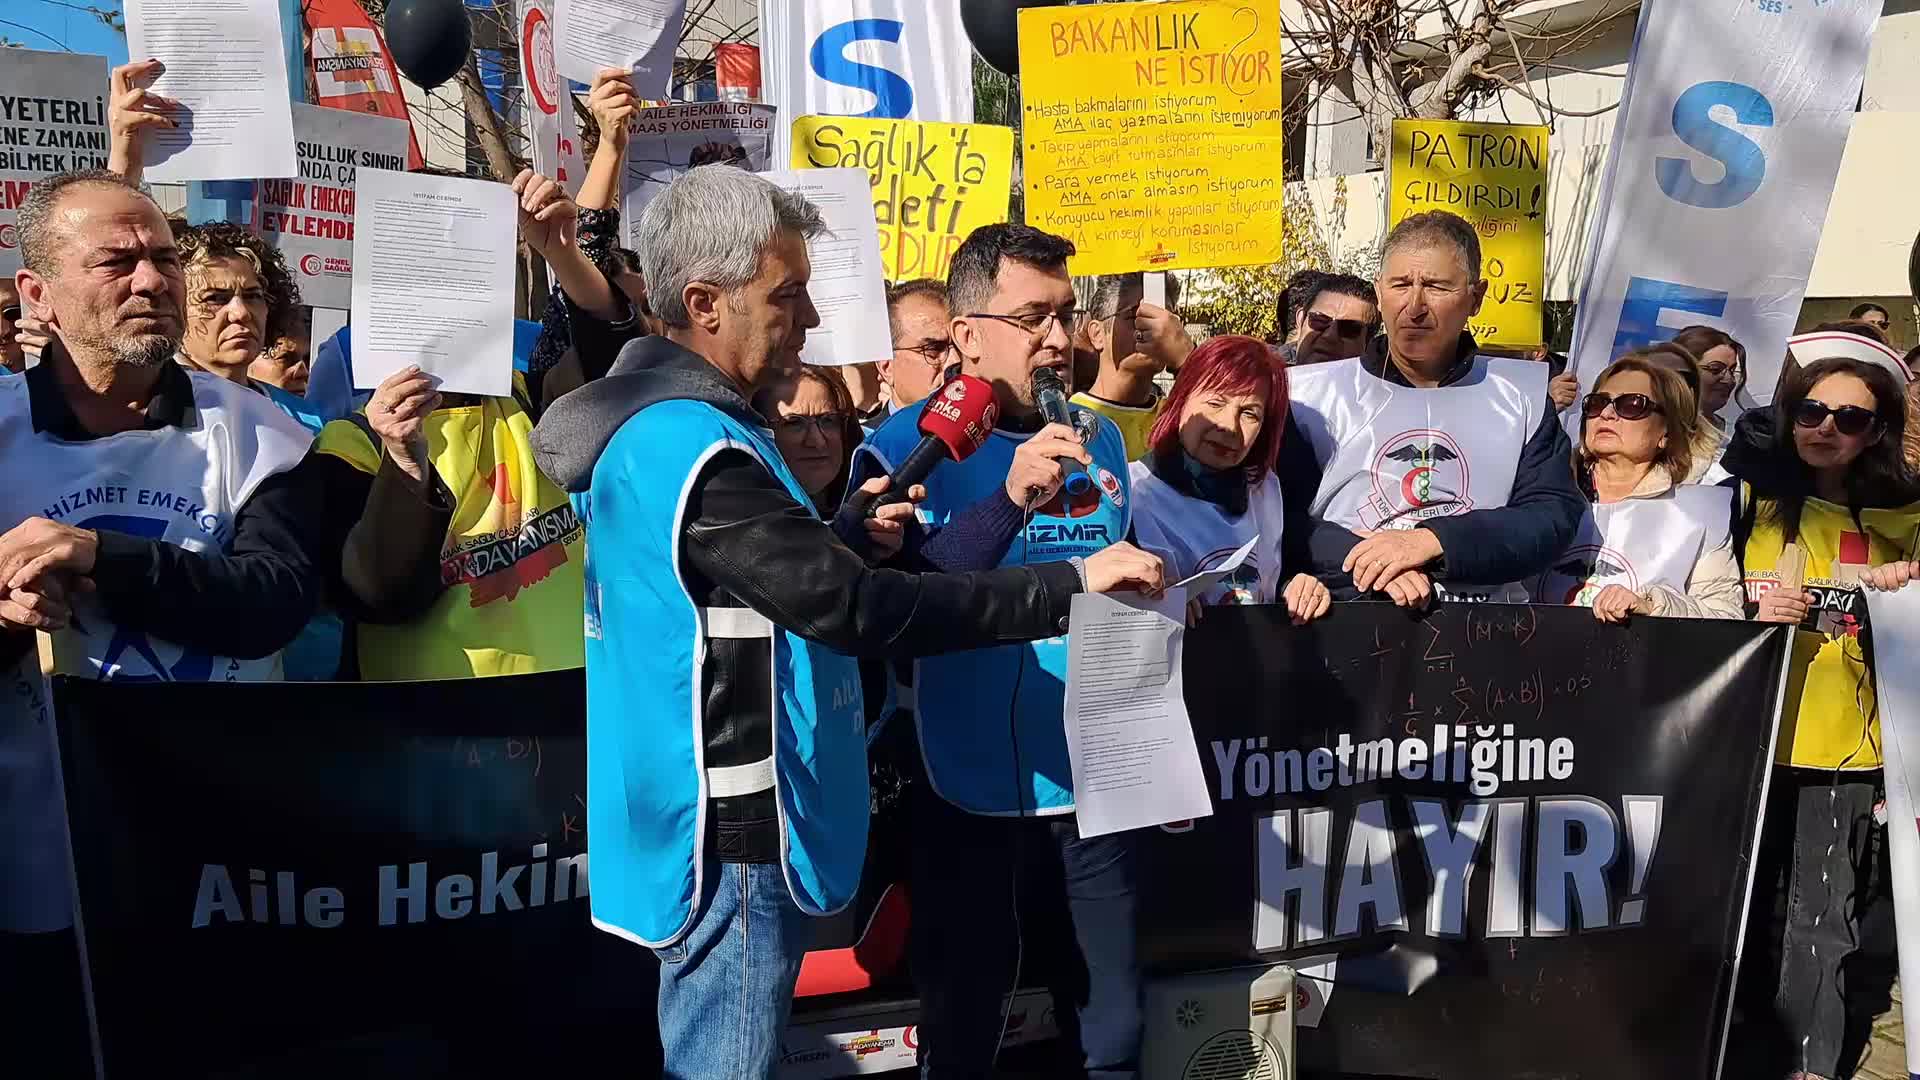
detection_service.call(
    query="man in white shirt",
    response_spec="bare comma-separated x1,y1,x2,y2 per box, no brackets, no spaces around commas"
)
3,169,322,1072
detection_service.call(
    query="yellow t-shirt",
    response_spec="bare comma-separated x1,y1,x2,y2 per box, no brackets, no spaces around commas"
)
1070,391,1164,461
1742,489,1920,770
316,380,585,680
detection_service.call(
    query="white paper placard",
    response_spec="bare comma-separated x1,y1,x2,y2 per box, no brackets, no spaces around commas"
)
759,167,892,368
350,169,517,397
0,50,111,276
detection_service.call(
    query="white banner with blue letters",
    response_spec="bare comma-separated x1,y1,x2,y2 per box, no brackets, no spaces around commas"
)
760,0,974,166
1566,0,1880,419
1866,586,1920,1080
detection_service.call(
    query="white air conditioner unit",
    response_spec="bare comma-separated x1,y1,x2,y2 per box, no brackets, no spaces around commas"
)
1140,964,1297,1080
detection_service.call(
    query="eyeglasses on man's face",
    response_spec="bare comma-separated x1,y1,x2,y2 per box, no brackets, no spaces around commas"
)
966,309,1092,341
893,338,951,366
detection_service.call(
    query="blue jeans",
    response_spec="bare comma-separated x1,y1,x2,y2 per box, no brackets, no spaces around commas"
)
654,862,814,1080
909,785,1141,1078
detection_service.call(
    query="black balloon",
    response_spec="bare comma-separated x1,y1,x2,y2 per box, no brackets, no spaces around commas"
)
960,0,1056,76
384,0,473,90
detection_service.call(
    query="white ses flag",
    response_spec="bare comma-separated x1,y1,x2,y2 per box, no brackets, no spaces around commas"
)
517,0,585,196
1866,586,1920,1080
1566,0,1880,421
759,0,974,165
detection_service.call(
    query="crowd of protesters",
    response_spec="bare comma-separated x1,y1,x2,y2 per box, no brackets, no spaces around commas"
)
3,53,1918,1080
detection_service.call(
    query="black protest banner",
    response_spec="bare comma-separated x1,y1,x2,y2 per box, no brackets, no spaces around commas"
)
55,672,656,1078
1138,605,1790,1079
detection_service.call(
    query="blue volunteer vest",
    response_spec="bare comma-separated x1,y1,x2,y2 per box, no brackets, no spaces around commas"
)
859,400,1132,816
576,399,868,948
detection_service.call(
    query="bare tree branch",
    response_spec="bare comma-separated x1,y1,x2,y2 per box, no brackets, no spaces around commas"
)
1472,65,1621,119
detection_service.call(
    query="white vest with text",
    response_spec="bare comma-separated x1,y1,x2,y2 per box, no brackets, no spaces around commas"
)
1533,485,1732,607
1128,462,1287,605
0,371,310,933
1289,354,1545,603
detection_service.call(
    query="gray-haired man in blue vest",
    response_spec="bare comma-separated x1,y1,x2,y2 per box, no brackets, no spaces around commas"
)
530,166,1165,1079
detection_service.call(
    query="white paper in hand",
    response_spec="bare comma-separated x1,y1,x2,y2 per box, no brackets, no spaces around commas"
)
553,0,689,99
758,168,893,368
1142,272,1167,311
125,0,297,181
1064,592,1215,838
1171,534,1260,596
349,169,518,397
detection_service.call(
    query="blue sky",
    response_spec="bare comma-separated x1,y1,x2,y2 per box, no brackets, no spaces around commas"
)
3,0,130,64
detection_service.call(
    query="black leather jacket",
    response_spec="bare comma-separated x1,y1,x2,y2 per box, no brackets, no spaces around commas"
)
532,338,1082,860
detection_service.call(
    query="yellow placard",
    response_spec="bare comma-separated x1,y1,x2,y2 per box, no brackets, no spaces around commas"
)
1388,119,1549,348
1017,0,1284,276
791,116,1014,284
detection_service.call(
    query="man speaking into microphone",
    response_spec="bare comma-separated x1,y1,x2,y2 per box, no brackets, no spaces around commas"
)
531,172,1162,1080
856,224,1144,1078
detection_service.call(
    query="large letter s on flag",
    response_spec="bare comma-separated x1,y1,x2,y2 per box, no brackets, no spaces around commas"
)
1657,82,1774,210
809,19,915,118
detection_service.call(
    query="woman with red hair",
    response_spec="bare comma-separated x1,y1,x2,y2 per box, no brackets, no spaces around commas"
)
1131,334,1331,621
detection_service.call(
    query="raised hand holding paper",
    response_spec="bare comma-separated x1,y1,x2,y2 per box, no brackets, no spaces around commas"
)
350,169,517,397
553,0,688,98
1142,271,1167,312
758,167,892,368
125,0,298,181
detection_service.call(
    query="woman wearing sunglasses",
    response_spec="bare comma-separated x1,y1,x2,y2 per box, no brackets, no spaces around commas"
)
1537,350,1742,622
1719,352,1920,1080
1129,335,1331,621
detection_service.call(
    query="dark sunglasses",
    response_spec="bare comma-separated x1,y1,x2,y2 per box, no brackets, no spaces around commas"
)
0,305,19,321
1793,399,1880,436
1581,392,1663,421
1305,310,1369,340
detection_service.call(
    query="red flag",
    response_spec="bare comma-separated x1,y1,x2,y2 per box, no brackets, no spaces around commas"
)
302,0,425,170
715,43,761,102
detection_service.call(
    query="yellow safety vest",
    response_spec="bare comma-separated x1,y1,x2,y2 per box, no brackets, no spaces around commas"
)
1742,487,1920,771
315,381,584,680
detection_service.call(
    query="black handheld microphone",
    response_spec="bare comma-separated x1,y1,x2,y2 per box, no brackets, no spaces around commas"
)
1029,367,1094,497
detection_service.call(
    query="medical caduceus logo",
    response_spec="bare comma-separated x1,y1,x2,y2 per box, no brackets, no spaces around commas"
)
1367,429,1472,526
1541,545,1636,607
